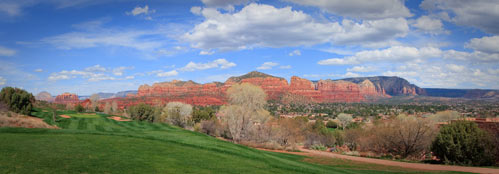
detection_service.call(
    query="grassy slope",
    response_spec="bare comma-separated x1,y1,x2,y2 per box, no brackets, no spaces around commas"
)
0,109,467,174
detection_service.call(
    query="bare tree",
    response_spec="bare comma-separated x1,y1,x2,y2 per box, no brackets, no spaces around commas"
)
337,113,352,130
89,94,100,112
161,102,193,128
111,100,118,114
219,83,271,142
104,102,111,114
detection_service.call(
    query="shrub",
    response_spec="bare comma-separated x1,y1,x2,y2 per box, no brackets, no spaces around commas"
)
310,144,327,151
160,102,193,128
0,87,35,115
326,120,338,129
431,121,497,166
128,103,159,122
75,104,84,113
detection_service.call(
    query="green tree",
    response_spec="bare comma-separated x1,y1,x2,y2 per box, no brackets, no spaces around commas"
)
431,121,497,166
75,104,84,113
128,103,159,122
0,87,35,115
326,120,338,129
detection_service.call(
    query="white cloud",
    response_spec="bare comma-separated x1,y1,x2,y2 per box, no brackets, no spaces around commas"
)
34,69,43,72
381,62,499,88
284,0,412,20
184,4,409,51
199,50,215,55
84,64,106,72
279,65,292,69
127,5,155,16
421,0,499,34
256,62,279,70
0,2,22,16
465,35,499,54
412,16,448,35
112,66,134,76
190,6,202,15
157,70,178,77
48,65,134,82
201,0,252,11
347,66,376,72
0,46,16,56
318,46,442,65
0,76,6,85
289,50,301,56
179,58,236,71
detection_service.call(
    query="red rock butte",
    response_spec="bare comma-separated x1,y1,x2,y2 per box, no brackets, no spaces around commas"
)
100,71,423,109
54,92,79,104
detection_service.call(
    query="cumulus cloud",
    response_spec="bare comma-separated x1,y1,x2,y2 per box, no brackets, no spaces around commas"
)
157,70,178,77
412,16,448,35
465,35,499,54
112,66,134,76
0,46,16,56
179,58,236,71
48,65,134,82
284,0,412,20
382,62,499,88
184,3,408,52
127,5,155,16
318,46,442,65
256,62,279,70
420,0,499,34
0,76,6,85
201,0,252,11
289,50,301,56
199,50,215,55
347,66,376,72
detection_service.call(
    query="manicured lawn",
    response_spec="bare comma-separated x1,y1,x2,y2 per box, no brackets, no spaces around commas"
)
0,109,470,174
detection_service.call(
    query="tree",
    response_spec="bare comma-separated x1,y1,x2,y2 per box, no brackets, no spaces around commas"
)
104,102,111,114
160,102,193,128
326,120,338,129
111,100,118,114
75,104,84,113
337,113,352,130
431,121,497,166
89,94,100,112
219,83,270,142
0,87,35,115
128,103,159,122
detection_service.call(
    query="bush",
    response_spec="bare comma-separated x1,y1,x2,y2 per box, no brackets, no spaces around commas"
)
310,144,327,151
326,120,338,129
160,102,193,128
128,103,159,122
431,121,497,166
75,104,84,113
0,87,35,115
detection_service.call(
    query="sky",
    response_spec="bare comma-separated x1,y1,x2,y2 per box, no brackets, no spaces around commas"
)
0,0,498,96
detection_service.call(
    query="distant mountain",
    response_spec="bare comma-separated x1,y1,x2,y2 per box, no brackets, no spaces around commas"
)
339,76,426,96
35,91,54,102
97,92,115,99
113,90,138,98
424,88,499,99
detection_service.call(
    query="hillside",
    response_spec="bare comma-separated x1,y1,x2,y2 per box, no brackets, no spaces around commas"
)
339,76,425,96
0,109,460,174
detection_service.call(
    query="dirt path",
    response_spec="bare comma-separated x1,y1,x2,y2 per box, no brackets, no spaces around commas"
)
298,148,499,174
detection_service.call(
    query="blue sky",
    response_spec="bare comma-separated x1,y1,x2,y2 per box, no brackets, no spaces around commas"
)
0,0,498,95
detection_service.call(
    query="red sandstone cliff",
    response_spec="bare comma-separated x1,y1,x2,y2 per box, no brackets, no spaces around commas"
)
106,71,421,108
54,92,79,104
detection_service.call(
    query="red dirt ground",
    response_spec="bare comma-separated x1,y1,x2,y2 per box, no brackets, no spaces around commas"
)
107,116,131,121
59,115,71,118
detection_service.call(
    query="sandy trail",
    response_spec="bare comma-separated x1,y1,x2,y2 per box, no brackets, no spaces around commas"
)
108,116,131,121
59,115,71,118
295,148,499,174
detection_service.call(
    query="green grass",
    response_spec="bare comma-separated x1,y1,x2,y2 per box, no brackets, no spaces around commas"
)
65,113,101,118
0,108,471,174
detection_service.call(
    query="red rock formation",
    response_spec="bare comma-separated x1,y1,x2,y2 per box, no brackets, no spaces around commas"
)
54,92,79,104
288,76,321,101
317,80,363,103
109,72,407,108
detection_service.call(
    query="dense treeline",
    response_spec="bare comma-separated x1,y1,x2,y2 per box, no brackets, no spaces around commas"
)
0,87,35,115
